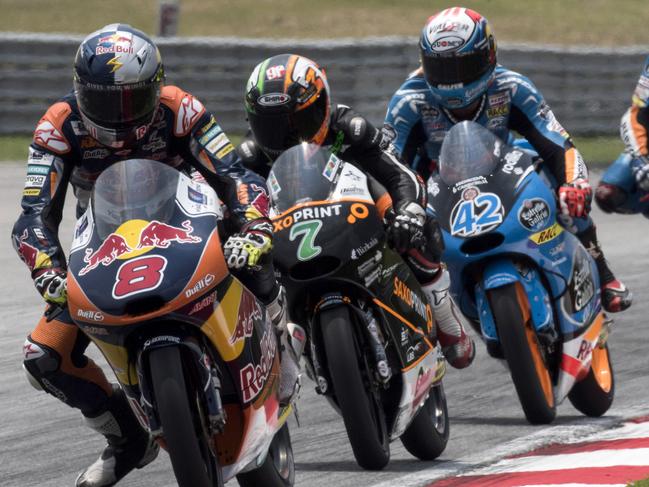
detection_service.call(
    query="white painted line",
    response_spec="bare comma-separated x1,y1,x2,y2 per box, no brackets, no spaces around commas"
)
370,405,649,487
478,448,649,474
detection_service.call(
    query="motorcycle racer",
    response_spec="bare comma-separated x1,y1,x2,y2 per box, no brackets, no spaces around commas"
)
236,53,475,369
595,55,649,218
384,6,632,313
11,24,300,487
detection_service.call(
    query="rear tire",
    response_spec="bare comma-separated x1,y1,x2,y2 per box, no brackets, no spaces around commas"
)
491,283,556,424
321,306,390,470
148,346,221,487
237,423,295,487
400,383,449,460
568,344,615,417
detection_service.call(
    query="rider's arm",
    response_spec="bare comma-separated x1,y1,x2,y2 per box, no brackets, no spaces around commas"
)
163,86,270,228
11,102,74,276
620,56,649,159
335,105,424,209
383,76,429,168
508,73,588,185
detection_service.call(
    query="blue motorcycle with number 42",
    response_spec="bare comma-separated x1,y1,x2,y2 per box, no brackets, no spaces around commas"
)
427,121,614,424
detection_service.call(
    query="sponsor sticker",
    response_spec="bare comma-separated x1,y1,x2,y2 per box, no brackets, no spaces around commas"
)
23,188,41,197
83,149,110,159
258,93,291,106
518,198,551,231
205,133,229,155
216,143,234,159
322,154,341,181
27,165,50,175
529,222,563,245
28,148,55,166
187,186,206,204
24,175,46,188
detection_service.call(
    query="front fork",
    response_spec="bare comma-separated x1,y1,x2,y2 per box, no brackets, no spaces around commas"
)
136,336,227,438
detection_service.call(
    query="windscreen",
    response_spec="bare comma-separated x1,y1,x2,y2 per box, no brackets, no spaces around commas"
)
92,159,179,239
439,121,503,185
268,143,339,214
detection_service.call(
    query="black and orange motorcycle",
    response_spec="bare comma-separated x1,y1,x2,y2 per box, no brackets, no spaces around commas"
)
66,158,294,487
268,144,449,470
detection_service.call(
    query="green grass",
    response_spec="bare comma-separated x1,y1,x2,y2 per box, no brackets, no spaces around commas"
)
2,0,649,45
0,134,621,166
628,478,649,487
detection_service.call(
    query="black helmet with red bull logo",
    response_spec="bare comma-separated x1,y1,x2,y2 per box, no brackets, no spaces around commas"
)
244,54,331,157
74,24,165,148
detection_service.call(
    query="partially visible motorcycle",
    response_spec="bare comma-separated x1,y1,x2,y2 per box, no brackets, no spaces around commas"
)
268,144,449,470
66,159,295,487
428,121,614,424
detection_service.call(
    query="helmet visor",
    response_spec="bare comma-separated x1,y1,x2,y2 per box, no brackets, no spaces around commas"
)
422,49,492,86
248,91,329,154
75,80,160,128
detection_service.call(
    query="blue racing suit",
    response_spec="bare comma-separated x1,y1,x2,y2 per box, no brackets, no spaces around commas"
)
384,65,632,312
384,66,590,236
595,56,649,217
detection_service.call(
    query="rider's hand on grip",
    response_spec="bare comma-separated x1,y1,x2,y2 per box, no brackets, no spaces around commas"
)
632,156,649,191
34,267,67,306
558,178,592,218
224,218,273,270
385,201,427,252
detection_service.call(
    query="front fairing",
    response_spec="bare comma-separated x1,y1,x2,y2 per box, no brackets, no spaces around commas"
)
68,159,225,319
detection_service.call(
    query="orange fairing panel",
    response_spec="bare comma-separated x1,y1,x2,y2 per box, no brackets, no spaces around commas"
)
200,278,247,362
68,229,229,325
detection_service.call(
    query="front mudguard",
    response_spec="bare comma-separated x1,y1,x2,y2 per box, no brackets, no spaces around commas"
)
475,258,554,343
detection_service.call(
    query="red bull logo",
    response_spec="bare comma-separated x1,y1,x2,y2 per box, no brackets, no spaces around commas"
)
230,291,263,344
96,33,133,55
80,219,202,275
14,229,51,271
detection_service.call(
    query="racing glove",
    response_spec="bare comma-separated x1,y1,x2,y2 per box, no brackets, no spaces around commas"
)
558,178,592,218
385,201,427,252
224,218,273,270
632,157,649,192
33,267,67,306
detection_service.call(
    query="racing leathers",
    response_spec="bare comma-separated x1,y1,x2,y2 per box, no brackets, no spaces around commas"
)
12,86,296,487
237,104,475,369
595,55,649,217
385,65,632,313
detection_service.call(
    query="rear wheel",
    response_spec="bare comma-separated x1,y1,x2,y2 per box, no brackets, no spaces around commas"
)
237,423,295,487
321,306,390,470
491,283,556,424
148,346,222,487
400,382,449,460
568,344,615,417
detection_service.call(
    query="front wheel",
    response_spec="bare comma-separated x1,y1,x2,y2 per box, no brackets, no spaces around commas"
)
491,283,556,424
237,423,295,487
321,306,390,470
568,344,615,417
148,346,222,487
400,382,449,460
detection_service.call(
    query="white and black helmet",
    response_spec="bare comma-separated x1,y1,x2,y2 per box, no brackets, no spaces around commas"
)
73,24,165,148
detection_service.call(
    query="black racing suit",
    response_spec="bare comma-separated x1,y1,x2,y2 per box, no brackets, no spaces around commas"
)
14,85,277,414
237,104,445,282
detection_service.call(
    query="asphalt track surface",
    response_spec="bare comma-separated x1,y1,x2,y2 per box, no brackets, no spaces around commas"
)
0,162,647,487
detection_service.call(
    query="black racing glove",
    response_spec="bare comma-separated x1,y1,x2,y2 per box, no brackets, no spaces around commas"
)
385,201,427,252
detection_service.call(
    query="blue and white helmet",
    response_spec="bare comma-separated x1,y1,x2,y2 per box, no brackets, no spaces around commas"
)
74,24,165,148
419,7,497,109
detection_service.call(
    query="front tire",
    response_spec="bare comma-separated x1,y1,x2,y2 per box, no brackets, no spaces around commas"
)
321,306,390,470
237,423,295,487
491,283,556,424
148,346,221,487
568,344,615,417
400,383,449,460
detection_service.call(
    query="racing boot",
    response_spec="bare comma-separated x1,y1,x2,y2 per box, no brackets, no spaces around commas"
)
421,268,475,369
577,225,632,313
267,286,305,406
76,387,159,487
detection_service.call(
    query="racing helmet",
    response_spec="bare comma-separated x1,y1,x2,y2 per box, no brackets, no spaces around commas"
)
244,54,331,156
74,24,165,148
419,7,497,109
